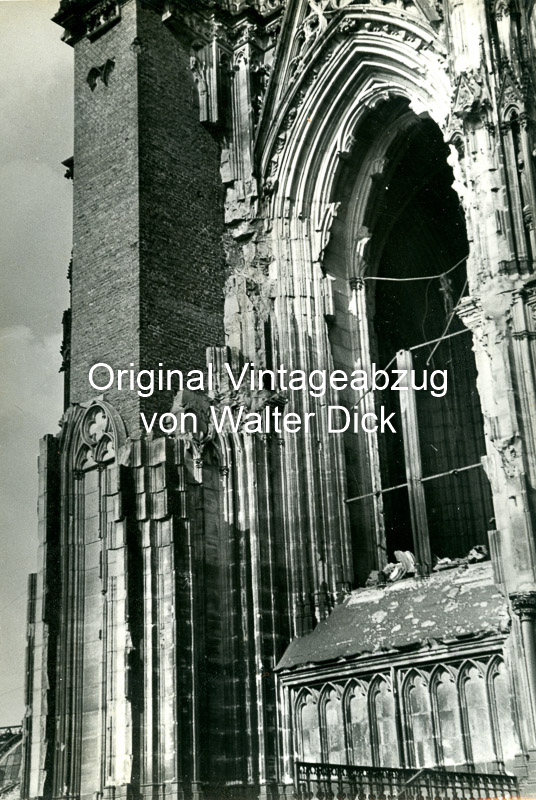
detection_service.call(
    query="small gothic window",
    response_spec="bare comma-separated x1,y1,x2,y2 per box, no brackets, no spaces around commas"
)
406,674,435,767
509,112,534,267
462,665,495,769
300,693,321,762
324,689,345,764
348,683,372,766
371,679,399,767
434,670,465,767
490,660,519,768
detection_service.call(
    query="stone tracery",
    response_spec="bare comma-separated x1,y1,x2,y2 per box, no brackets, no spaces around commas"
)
20,0,536,797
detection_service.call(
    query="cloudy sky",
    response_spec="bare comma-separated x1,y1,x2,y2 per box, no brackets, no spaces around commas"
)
0,0,73,724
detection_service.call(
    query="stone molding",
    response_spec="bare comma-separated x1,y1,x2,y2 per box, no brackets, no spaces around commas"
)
511,592,536,621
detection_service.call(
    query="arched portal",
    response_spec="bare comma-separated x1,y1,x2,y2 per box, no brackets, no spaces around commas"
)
324,98,494,583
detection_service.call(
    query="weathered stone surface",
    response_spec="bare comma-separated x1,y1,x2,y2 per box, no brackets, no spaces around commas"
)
21,0,536,797
277,563,509,669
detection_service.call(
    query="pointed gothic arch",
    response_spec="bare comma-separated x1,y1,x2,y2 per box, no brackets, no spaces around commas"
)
295,689,321,763
52,399,131,796
259,2,497,584
486,656,521,771
343,679,372,766
316,95,494,580
368,675,399,768
401,669,435,768
261,6,453,213
429,666,465,768
319,683,345,763
458,660,496,771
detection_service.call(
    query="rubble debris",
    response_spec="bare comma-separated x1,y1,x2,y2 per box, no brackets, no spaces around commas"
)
365,544,489,586
433,544,489,572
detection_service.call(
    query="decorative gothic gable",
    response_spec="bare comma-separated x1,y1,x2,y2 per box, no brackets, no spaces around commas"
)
452,71,491,119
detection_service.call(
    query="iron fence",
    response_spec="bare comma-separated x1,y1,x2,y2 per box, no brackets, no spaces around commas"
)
295,761,520,800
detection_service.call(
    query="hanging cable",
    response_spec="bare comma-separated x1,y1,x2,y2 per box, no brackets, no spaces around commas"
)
425,275,468,366
0,685,24,700
361,254,468,283
0,589,26,615
346,253,470,405
421,277,432,347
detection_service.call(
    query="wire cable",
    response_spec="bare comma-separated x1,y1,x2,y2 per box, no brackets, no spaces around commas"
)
426,275,468,366
0,589,27,616
361,254,468,283
0,686,24,700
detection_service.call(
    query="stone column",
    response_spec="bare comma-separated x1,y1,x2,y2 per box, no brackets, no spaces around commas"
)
511,592,536,723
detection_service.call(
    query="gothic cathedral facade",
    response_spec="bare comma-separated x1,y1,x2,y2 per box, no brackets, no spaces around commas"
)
20,1,536,799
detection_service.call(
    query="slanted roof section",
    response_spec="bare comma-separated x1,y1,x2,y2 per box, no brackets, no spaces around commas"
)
277,562,509,671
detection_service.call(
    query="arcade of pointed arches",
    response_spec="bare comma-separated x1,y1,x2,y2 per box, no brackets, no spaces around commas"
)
293,654,520,775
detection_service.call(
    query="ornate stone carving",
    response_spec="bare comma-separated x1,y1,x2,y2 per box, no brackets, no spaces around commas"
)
510,591,536,621
170,389,214,443
305,0,331,33
498,69,523,117
523,281,536,329
190,54,211,124
494,435,521,479
491,0,514,20
34,0,536,794
84,0,120,40
338,16,359,33
227,0,286,13
255,0,285,13
452,71,491,120
251,55,271,126
70,399,128,472
335,11,431,47
75,403,115,469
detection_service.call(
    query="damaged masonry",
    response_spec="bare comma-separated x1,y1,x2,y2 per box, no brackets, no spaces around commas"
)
14,1,536,800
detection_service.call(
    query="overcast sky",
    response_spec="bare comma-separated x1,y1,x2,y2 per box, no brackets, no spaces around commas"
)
0,0,73,725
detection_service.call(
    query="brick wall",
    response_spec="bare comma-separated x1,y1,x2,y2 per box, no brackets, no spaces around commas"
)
71,0,140,425
70,0,225,432
138,3,225,420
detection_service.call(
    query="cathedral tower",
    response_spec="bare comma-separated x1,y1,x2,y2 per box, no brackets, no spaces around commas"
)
22,0,536,799
65,0,226,427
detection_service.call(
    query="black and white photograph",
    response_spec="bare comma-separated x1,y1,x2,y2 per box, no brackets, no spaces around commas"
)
1,0,536,798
